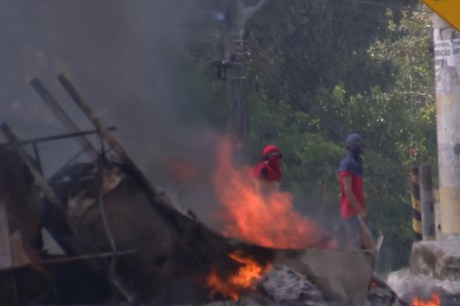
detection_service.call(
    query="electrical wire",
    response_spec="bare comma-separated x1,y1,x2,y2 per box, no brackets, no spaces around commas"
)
248,32,420,175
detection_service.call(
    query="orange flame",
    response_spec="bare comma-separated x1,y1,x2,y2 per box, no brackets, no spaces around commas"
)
162,157,199,185
412,293,441,306
207,251,271,301
212,137,334,249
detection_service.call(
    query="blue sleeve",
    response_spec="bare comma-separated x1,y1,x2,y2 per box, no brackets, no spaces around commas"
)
339,158,353,172
339,157,362,175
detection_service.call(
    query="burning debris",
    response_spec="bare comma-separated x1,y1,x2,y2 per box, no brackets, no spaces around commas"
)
0,74,405,306
191,264,330,306
260,265,326,304
387,239,460,305
207,251,272,301
162,156,200,187
412,293,441,306
212,137,333,250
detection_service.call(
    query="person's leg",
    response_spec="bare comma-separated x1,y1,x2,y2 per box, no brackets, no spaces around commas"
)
344,216,362,250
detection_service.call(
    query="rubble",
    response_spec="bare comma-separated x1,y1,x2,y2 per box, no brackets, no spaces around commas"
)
149,265,332,306
0,74,403,306
260,265,325,304
386,239,460,305
388,269,460,300
410,239,460,282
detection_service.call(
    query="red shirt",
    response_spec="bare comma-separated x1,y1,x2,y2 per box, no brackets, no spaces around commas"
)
252,160,281,182
339,170,365,218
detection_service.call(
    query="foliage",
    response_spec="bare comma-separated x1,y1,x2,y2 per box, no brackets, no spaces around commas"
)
244,3,434,270
188,0,435,271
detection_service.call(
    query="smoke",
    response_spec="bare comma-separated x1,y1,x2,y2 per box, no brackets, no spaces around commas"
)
0,1,221,183
0,1,231,227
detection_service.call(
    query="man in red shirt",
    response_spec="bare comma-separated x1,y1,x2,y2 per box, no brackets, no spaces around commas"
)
339,134,373,250
252,144,282,192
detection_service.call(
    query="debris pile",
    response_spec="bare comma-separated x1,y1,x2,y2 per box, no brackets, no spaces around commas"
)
260,265,327,305
387,240,460,305
0,74,403,306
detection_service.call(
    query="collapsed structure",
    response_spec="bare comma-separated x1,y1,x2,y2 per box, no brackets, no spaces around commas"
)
0,74,402,305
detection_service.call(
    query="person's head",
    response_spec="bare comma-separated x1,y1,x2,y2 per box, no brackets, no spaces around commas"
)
345,133,364,156
263,144,282,164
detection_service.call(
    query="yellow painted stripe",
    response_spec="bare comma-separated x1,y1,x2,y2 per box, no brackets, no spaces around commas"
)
412,219,422,233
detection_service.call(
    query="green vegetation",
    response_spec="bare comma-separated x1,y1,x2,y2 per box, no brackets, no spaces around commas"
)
188,0,436,271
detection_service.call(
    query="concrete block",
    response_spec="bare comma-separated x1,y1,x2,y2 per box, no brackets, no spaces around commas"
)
410,240,460,281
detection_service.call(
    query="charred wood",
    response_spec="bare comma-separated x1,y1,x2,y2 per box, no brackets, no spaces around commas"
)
30,78,99,161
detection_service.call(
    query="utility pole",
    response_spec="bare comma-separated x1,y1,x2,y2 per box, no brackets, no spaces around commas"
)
433,14,460,237
214,0,267,141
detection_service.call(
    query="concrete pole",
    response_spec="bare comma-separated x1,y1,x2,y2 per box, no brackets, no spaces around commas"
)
225,0,248,141
223,0,267,141
433,14,460,235
419,163,435,240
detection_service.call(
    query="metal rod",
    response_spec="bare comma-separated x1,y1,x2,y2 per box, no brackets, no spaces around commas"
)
0,250,138,271
0,168,12,270
10,272,19,305
32,142,43,175
96,131,119,286
0,127,116,149
28,250,137,267
0,123,134,302
57,74,189,248
57,74,159,199
30,78,99,161
0,124,104,266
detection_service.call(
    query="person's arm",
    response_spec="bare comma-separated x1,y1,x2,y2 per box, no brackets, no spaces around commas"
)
260,167,269,180
342,175,366,218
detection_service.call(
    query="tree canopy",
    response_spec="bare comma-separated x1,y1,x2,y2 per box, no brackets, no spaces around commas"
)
187,0,435,271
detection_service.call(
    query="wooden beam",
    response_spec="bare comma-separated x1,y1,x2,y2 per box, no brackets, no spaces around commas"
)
0,127,117,149
0,123,135,302
0,250,138,271
0,124,98,255
57,74,159,199
30,78,99,161
0,182,12,270
56,75,190,244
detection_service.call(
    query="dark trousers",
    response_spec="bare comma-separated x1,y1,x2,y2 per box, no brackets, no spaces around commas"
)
342,215,372,250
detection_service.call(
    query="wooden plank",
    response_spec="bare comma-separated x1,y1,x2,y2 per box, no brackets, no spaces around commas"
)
30,78,99,161
57,74,158,199
0,191,12,269
0,124,99,256
0,127,116,149
0,123,135,302
276,249,374,305
0,151,12,269
57,74,190,252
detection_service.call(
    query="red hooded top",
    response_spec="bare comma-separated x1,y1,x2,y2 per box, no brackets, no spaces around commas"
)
252,145,282,182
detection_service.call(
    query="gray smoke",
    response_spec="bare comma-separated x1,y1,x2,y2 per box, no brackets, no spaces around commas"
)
0,1,225,223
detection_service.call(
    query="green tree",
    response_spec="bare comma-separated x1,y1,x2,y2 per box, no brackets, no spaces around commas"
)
244,3,434,270
186,0,434,270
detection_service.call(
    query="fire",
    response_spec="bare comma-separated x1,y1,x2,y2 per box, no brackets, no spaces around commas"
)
206,251,271,301
412,293,441,306
212,137,334,249
162,157,199,185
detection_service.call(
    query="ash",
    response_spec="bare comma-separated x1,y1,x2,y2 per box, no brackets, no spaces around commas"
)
163,264,410,306
170,265,333,306
258,265,328,305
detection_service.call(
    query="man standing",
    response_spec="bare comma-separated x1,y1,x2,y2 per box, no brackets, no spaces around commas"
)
339,134,373,250
252,144,282,192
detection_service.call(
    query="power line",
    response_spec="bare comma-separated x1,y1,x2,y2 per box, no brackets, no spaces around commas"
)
247,32,418,175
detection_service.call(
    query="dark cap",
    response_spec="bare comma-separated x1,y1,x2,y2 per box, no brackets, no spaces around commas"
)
345,133,363,148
